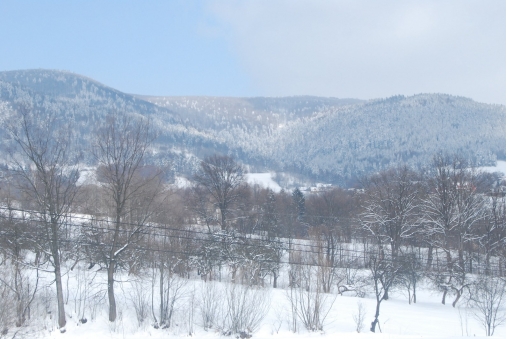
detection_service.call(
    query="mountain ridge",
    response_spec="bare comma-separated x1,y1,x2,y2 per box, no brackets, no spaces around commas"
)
0,69,505,186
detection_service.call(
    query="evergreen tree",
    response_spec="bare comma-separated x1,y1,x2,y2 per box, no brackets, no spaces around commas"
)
292,188,305,221
292,188,307,236
262,189,279,237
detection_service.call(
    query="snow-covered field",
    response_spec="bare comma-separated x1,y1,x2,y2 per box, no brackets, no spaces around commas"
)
245,173,282,192
15,265,502,339
4,163,506,339
480,161,506,175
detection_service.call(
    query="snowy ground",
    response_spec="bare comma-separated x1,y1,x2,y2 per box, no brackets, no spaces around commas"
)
14,265,503,339
10,163,505,339
245,173,282,192
479,161,506,176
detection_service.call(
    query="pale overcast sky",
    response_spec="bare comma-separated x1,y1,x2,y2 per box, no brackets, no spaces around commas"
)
0,0,505,104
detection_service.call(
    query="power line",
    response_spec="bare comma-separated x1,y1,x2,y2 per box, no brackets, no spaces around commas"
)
1,230,500,276
0,206,503,275
0,205,351,252
0,205,503,262
0,212,367,259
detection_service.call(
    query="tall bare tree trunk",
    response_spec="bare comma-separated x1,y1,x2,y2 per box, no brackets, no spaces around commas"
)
51,220,67,328
7,107,80,331
92,112,162,322
107,262,117,322
426,244,433,269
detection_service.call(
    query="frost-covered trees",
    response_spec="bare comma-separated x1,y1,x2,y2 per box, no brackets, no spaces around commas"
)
360,166,421,261
359,166,421,302
478,177,506,276
422,154,485,306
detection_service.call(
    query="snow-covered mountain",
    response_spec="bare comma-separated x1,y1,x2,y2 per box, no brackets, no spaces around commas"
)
0,69,505,185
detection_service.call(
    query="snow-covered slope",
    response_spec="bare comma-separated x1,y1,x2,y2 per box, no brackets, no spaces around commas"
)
23,262,506,339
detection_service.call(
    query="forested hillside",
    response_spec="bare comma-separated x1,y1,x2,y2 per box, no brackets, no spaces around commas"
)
268,94,505,182
0,69,505,186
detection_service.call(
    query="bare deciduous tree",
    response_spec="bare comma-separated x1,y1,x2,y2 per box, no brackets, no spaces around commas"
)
286,252,337,332
193,155,245,231
360,166,421,303
368,251,401,333
469,276,506,336
0,182,40,328
222,283,270,336
199,281,224,331
360,166,421,263
397,251,423,304
6,106,80,330
307,188,356,293
423,154,484,306
91,112,163,322
129,279,150,328
478,178,506,276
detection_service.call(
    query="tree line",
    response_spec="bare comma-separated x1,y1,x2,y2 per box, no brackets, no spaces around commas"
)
0,107,505,335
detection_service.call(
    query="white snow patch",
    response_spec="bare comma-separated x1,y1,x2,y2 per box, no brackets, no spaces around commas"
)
77,167,97,186
246,172,281,192
172,176,192,188
480,160,506,175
